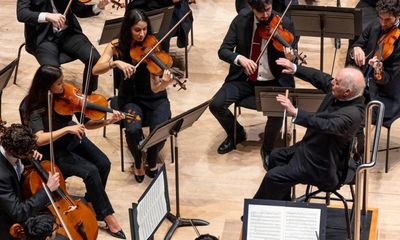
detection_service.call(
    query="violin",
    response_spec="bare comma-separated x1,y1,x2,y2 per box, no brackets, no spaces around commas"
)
257,15,307,65
373,26,400,81
54,82,141,121
22,159,99,240
130,35,187,90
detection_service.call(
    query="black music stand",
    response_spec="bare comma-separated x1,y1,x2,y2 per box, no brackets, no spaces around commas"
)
289,5,362,71
138,100,211,240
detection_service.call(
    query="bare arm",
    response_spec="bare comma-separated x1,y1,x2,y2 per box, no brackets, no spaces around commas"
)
34,125,85,146
92,41,136,78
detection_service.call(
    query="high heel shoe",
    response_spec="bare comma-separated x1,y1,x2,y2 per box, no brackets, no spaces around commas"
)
131,162,145,183
105,225,126,239
146,167,158,179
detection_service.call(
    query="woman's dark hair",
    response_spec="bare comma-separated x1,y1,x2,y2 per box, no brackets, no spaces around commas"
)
23,65,62,125
0,123,37,157
118,8,153,62
376,0,400,17
247,0,273,11
24,214,56,240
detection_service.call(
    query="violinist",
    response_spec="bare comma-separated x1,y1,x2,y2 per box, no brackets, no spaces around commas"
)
0,123,60,240
349,0,400,125
92,9,173,183
22,65,126,239
16,0,110,93
209,0,296,165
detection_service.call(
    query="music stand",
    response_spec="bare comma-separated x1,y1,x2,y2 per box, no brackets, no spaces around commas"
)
98,6,174,45
138,100,211,240
129,164,170,240
289,5,362,71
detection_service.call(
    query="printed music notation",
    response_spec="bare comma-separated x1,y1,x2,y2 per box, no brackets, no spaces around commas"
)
246,205,321,240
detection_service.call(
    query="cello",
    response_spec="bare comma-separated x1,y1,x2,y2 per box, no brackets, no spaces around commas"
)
22,91,99,240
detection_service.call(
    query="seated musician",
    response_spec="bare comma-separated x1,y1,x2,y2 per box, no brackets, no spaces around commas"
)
21,65,126,239
209,0,297,163
349,0,400,126
23,214,58,240
253,58,365,200
92,9,173,183
126,0,194,52
235,0,299,14
0,122,60,240
16,0,109,93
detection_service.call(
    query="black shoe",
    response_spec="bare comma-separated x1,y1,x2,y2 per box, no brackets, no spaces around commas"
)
106,228,126,239
217,137,235,154
134,174,144,183
217,132,246,154
260,148,270,171
146,168,158,178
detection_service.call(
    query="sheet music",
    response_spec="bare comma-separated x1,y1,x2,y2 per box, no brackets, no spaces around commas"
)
246,205,321,240
136,173,168,240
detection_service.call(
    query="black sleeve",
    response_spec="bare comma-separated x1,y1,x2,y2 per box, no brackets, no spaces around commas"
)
28,111,45,134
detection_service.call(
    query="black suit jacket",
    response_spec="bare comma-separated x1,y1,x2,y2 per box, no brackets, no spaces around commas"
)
218,8,295,87
292,66,365,190
17,0,97,53
351,21,400,125
0,153,49,239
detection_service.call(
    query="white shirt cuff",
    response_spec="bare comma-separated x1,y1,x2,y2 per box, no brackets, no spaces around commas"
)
38,12,48,23
293,63,297,73
291,108,298,122
93,5,101,14
234,55,241,66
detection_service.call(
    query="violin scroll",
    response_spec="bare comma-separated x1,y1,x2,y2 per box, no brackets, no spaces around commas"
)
9,224,25,239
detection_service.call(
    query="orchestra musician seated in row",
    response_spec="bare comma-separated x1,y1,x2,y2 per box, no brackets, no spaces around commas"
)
0,122,60,240
235,0,299,15
21,65,126,239
253,58,365,201
92,9,173,183
127,0,195,53
16,0,110,93
209,0,297,163
349,0,400,125
23,214,59,240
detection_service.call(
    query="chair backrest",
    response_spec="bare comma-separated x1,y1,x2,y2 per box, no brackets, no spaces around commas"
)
0,59,17,92
0,59,17,118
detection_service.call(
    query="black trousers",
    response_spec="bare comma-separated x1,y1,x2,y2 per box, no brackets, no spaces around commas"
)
54,137,113,220
34,29,100,93
253,146,298,201
122,99,171,169
209,80,284,152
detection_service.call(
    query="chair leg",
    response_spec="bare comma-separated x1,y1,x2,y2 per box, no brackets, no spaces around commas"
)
332,191,352,240
234,104,238,149
184,45,189,78
386,127,390,173
120,126,124,172
190,23,194,46
14,43,26,85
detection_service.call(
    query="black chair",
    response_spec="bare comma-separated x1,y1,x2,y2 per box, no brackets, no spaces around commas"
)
381,116,400,173
302,138,358,240
0,59,17,119
233,95,257,148
13,43,76,84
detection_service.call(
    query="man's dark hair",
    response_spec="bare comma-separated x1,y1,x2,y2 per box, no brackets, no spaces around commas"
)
0,123,37,158
24,214,56,240
376,0,400,17
247,0,273,12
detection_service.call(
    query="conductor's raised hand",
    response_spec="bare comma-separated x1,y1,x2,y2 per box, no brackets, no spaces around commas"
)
276,58,296,75
238,55,258,76
276,94,297,117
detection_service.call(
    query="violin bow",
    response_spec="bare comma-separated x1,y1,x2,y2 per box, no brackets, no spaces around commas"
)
255,0,293,65
280,89,289,140
132,10,193,69
63,0,74,16
47,91,55,174
79,47,94,127
41,182,74,240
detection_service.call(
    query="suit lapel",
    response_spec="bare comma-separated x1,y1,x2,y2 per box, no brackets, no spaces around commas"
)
0,153,22,197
